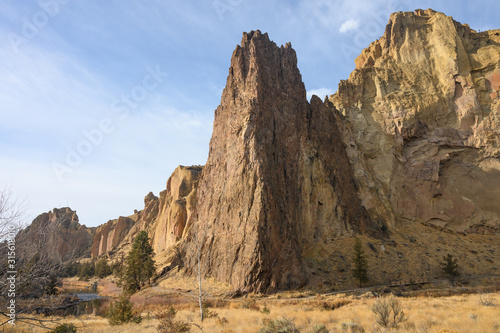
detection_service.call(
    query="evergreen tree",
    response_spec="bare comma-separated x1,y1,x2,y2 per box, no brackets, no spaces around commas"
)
122,231,156,294
95,257,111,278
45,275,58,296
352,237,369,288
440,253,460,278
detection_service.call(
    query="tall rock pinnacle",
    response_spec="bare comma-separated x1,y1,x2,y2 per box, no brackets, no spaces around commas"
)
183,30,378,292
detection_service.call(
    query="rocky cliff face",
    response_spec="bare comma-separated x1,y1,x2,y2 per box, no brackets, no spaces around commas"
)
181,31,380,293
53,9,499,292
91,216,135,258
330,9,500,234
17,207,94,263
151,165,202,254
91,166,202,261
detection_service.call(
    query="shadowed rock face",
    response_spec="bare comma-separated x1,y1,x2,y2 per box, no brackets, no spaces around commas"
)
330,9,500,234
17,207,94,263
182,31,378,293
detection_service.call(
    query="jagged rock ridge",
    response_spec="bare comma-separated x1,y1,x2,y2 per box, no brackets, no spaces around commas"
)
89,166,202,261
181,30,380,293
17,208,94,263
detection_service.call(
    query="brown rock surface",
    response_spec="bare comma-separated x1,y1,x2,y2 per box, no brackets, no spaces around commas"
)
151,165,202,254
330,9,500,233
182,31,380,293
91,216,135,258
17,207,94,263
47,9,499,292
93,166,202,260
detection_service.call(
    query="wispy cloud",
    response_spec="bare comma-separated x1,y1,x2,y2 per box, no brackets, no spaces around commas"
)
339,19,360,33
307,88,335,101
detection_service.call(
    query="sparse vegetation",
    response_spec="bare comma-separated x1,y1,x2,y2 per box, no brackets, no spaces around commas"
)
8,291,500,332
107,294,141,326
49,323,77,333
441,253,460,279
156,306,191,333
352,237,369,288
311,323,328,333
372,295,407,328
259,317,299,333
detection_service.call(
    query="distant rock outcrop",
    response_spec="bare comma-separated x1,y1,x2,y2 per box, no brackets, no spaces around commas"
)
17,207,94,263
91,166,202,260
151,165,202,254
91,216,135,258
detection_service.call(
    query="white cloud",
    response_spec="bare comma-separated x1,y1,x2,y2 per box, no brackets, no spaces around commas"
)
339,19,360,33
307,88,335,101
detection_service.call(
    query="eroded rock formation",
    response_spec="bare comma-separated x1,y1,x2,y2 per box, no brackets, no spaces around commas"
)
330,9,500,234
29,9,500,292
17,207,94,263
91,166,202,259
91,216,135,258
182,31,380,293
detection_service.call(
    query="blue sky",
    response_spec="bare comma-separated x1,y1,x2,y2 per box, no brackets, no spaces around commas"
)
1,0,499,227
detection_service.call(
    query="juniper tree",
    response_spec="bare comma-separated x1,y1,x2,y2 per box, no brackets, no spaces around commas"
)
440,253,460,278
122,231,156,294
352,237,369,288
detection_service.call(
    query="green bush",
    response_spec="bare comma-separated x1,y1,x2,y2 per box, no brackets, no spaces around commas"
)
107,295,141,325
49,323,77,333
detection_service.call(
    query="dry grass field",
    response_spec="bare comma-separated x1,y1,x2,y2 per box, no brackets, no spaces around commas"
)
10,289,500,333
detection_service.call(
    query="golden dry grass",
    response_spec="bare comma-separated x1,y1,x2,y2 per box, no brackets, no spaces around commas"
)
9,292,500,332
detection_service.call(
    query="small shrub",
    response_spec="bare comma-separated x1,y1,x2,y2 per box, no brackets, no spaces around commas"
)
259,317,299,333
340,321,364,333
217,316,229,326
478,292,496,306
157,306,191,333
372,295,407,328
49,323,77,333
107,295,141,325
312,323,329,333
202,302,219,319
261,305,271,314
241,299,260,311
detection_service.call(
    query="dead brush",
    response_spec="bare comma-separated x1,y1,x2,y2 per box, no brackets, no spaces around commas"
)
240,299,260,311
478,292,496,306
156,306,191,333
202,302,219,318
216,316,229,326
321,299,352,310
204,298,229,308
